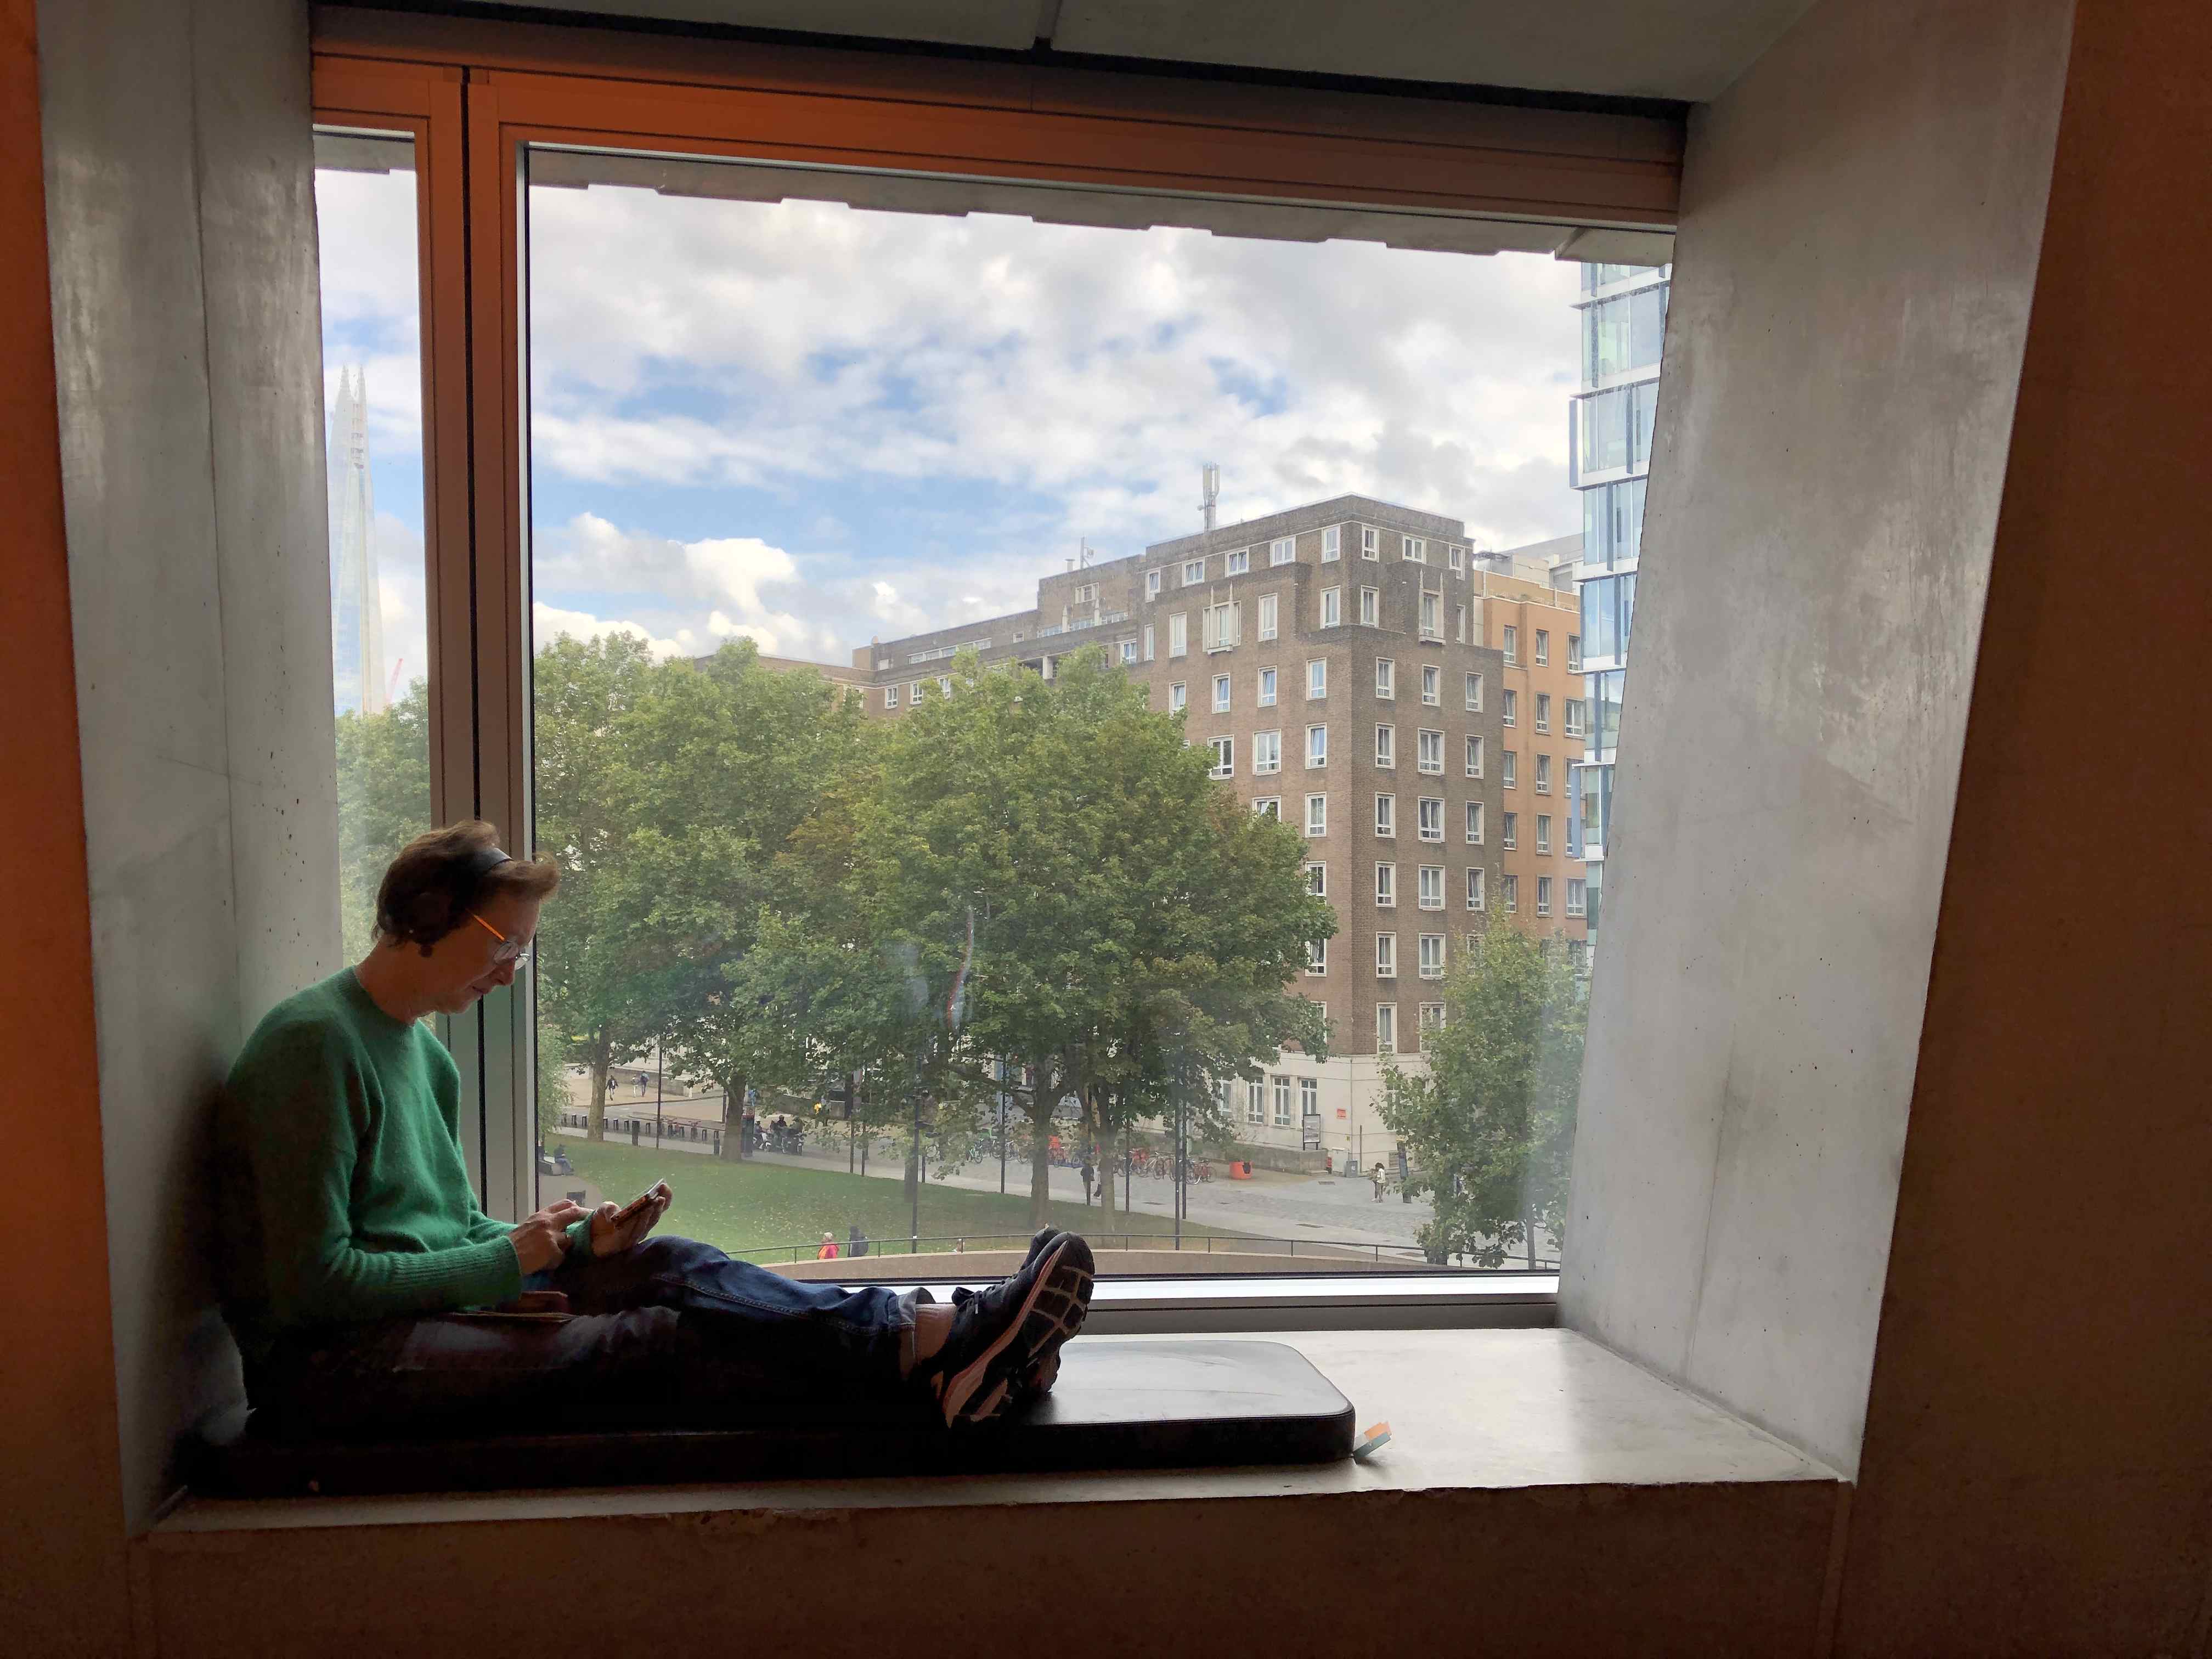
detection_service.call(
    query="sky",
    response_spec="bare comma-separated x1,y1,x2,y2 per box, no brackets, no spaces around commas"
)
317,152,1584,691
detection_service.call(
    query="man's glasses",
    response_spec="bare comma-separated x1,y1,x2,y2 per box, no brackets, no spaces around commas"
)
468,911,533,967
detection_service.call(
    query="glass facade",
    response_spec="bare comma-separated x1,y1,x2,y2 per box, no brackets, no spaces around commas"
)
1571,264,1668,952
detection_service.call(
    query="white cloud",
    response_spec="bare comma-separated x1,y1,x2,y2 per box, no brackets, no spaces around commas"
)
532,601,690,662
524,184,1585,572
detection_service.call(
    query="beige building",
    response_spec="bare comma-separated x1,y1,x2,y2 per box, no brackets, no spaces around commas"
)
854,495,1588,1170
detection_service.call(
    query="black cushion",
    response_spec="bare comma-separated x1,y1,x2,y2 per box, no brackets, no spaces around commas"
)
185,1340,1355,1497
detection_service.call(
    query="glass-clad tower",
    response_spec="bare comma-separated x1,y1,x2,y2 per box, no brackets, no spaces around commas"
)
1566,263,1668,941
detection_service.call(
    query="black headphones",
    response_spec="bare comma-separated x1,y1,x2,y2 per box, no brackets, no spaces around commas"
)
463,845,513,882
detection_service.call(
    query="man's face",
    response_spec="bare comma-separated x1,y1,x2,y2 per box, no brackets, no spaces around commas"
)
422,891,543,1014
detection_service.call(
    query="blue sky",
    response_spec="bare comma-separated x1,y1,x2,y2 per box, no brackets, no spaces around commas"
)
319,155,1584,686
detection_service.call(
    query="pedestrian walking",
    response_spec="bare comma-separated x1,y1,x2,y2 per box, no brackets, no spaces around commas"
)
1371,1161,1388,1203
816,1232,839,1261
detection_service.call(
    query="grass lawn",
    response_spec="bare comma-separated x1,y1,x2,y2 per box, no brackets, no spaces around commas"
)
557,1138,1255,1265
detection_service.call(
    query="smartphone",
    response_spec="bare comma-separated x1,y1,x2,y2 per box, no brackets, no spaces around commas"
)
612,1178,670,1227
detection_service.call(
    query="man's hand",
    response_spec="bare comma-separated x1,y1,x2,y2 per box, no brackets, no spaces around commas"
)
509,1199,588,1274
589,1183,671,1258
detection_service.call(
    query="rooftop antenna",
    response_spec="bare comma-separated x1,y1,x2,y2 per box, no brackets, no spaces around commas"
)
1079,538,1094,569
1200,462,1220,532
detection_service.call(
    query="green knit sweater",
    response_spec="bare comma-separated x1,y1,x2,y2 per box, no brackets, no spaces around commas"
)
218,968,573,1361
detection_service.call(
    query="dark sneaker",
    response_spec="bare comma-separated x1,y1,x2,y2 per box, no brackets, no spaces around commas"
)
921,1232,1094,1427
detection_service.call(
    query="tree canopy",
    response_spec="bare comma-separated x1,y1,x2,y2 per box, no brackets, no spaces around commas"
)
1378,923,1585,1267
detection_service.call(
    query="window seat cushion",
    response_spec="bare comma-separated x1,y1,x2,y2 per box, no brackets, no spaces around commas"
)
183,1338,1355,1498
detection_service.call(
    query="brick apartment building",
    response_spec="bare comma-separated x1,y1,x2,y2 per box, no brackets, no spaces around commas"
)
851,495,1587,1170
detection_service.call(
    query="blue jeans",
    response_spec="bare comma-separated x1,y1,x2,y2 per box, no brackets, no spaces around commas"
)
251,1235,922,1441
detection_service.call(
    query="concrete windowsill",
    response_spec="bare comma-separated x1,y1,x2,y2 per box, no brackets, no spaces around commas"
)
153,1328,1840,1538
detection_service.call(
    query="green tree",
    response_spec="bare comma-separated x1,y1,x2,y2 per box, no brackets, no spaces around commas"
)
837,648,1333,1226
332,678,433,958
1378,925,1586,1268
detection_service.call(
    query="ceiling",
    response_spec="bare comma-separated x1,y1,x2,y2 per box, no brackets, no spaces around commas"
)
469,0,1819,104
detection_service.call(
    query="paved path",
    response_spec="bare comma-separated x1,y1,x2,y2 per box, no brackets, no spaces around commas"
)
553,1124,1436,1249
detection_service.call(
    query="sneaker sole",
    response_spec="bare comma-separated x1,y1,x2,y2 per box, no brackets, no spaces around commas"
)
941,1236,1096,1427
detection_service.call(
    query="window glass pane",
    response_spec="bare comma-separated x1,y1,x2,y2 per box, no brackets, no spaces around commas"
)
520,144,1601,1276
316,131,433,961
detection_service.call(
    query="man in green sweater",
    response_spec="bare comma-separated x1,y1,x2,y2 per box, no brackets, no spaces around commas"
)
218,821,1093,1440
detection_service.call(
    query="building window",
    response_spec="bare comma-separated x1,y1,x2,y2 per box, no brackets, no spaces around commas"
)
1419,592,1441,639
1465,866,1486,910
1417,729,1443,774
1375,862,1396,907
1535,692,1551,733
1536,814,1551,854
1565,698,1585,737
1306,724,1328,768
1503,624,1519,664
1271,537,1295,567
1501,689,1517,726
1272,1075,1293,1127
1322,525,1341,562
1567,877,1587,917
1142,623,1155,661
1213,674,1232,712
1376,1002,1397,1054
1359,587,1380,626
1300,1077,1319,1119
1245,1080,1266,1125
1374,724,1395,768
1375,793,1395,837
1257,593,1278,641
1502,811,1518,849
1204,601,1241,651
1169,682,1186,713
1376,933,1397,977
1321,587,1341,628
1465,735,1484,778
938,675,952,695
1209,736,1234,778
1306,659,1327,699
1420,1002,1446,1038
1254,731,1282,774
1375,658,1395,699
1535,753,1552,794
1119,638,1138,665
1567,634,1582,672
912,681,926,702
1465,672,1483,712
1404,536,1426,563
1536,876,1553,917
1417,865,1444,910
1420,665,1440,705
1183,559,1205,585
1305,793,1328,837
1076,583,1098,605
1307,938,1328,974
1417,797,1443,841
1258,666,1277,706
1455,603,1468,643
1254,798,1282,821
1502,873,1519,913
1361,526,1379,560
1534,629,1549,665
1227,548,1251,575
1448,545,1465,574
1170,613,1188,657
1146,568,1162,600
1419,934,1445,978
1503,749,1517,789
885,685,901,710
1465,800,1483,843
1305,861,1327,896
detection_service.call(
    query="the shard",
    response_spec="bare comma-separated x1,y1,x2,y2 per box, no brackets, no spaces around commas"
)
328,364,386,715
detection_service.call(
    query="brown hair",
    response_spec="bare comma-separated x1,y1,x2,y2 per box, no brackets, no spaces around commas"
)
374,820,561,955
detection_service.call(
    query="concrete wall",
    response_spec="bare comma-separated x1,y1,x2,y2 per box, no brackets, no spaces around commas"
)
1559,0,2077,1476
37,0,334,1530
